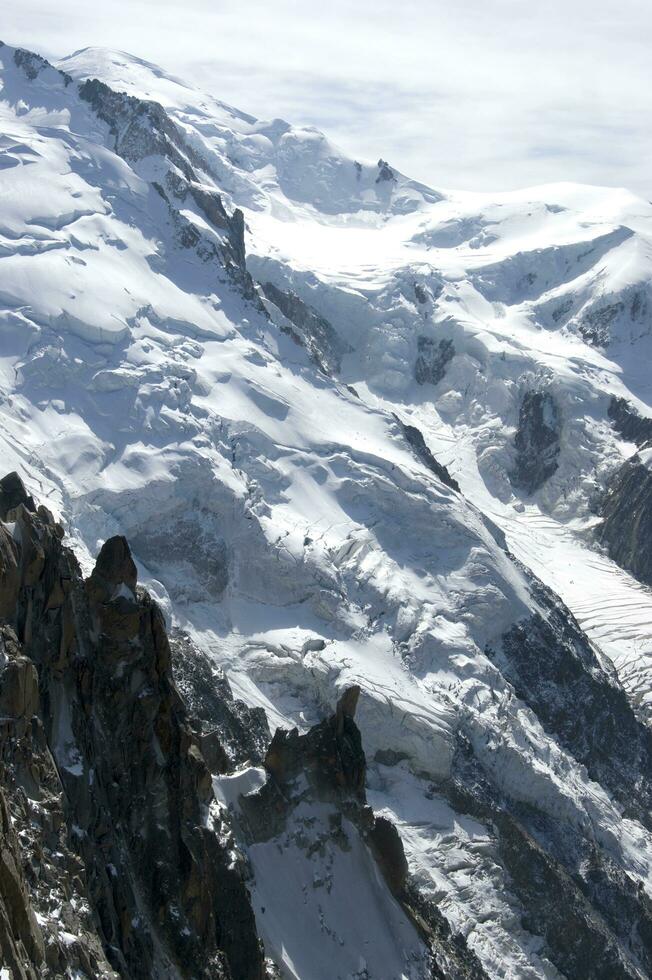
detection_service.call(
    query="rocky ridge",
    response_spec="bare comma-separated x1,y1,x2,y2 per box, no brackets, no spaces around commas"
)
76,75,254,300
0,471,264,978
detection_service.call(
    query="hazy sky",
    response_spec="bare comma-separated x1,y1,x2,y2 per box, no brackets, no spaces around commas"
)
2,1,651,196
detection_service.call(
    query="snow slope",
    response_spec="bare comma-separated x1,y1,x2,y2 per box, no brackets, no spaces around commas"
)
2,42,652,978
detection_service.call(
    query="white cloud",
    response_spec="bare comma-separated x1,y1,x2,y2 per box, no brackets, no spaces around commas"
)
2,0,651,195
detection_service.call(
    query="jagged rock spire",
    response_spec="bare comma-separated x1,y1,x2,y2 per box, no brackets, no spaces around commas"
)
0,471,35,521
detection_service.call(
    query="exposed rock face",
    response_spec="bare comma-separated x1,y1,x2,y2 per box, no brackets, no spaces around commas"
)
597,399,652,588
13,46,62,83
0,779,47,980
368,816,409,896
86,533,137,600
578,285,651,347
0,482,266,979
495,574,652,823
263,686,366,802
170,630,270,771
446,742,651,980
0,625,116,979
510,389,561,493
239,688,487,979
414,336,455,386
3,484,650,978
397,418,460,492
414,283,429,305
376,159,397,183
598,455,652,587
578,301,626,346
470,570,652,978
260,281,349,374
0,471,36,521
608,396,652,448
77,76,255,298
0,525,20,621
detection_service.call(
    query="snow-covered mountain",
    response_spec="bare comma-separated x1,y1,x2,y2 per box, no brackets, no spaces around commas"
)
2,41,652,980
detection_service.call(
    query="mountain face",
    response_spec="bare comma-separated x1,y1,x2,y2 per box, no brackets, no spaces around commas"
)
1,40,652,980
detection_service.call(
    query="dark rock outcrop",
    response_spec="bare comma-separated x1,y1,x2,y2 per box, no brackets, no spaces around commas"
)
493,573,652,825
415,336,455,386
0,480,266,979
13,47,60,82
170,629,270,771
578,285,650,347
261,686,366,806
0,471,35,521
376,159,396,183
368,816,408,896
238,685,369,844
510,389,561,493
598,455,652,588
608,396,652,448
0,474,484,978
464,568,652,977
0,524,20,620
260,281,349,374
397,418,460,492
447,738,652,980
578,301,625,346
0,621,117,978
77,77,255,299
86,533,137,600
241,688,487,979
12,43,257,303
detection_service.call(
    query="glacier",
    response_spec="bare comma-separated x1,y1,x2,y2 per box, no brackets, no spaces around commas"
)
1,40,652,979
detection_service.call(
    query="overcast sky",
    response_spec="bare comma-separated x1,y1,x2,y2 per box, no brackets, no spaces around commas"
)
2,1,651,196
